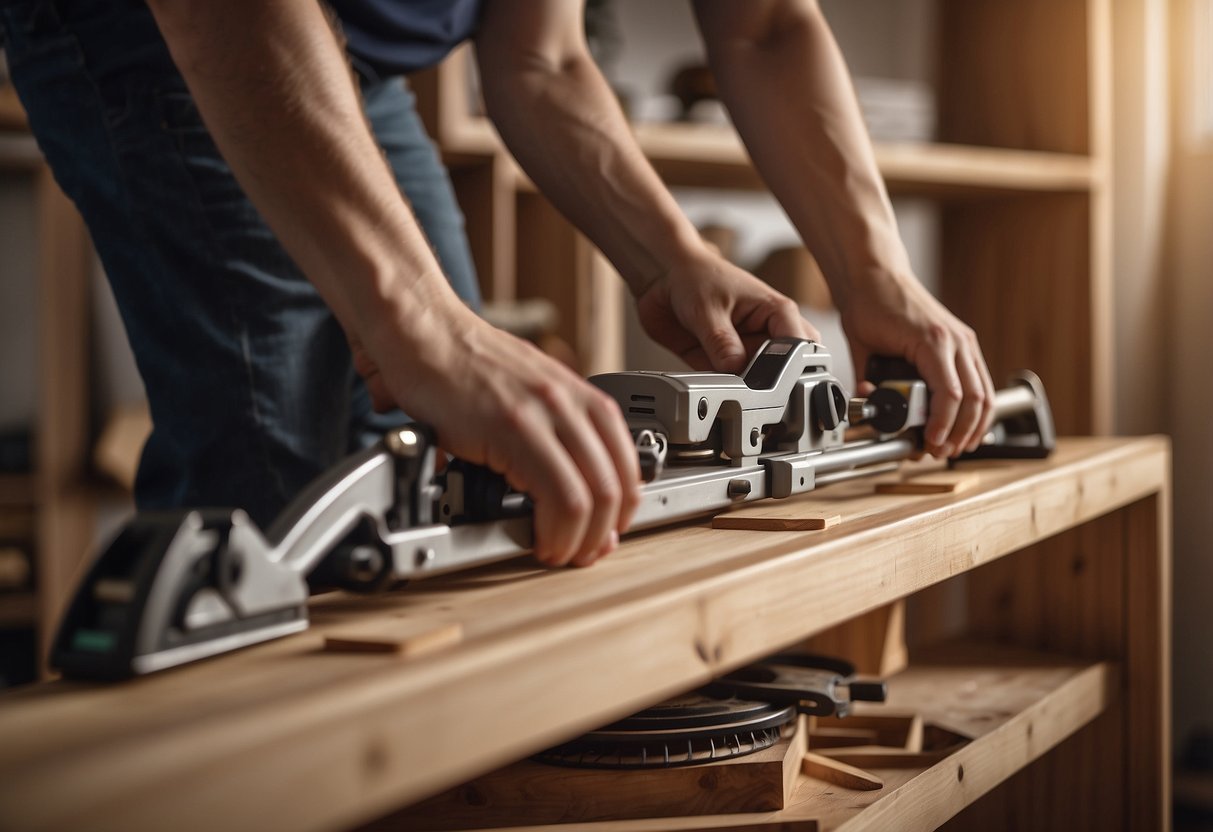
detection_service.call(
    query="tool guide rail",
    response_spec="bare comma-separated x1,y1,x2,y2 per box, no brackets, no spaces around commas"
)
52,338,1055,680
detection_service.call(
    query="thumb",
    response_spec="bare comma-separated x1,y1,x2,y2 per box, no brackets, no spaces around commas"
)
694,307,747,373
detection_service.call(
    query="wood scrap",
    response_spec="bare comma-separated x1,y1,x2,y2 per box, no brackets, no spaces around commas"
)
802,751,884,791
875,470,979,495
323,619,462,657
712,506,841,532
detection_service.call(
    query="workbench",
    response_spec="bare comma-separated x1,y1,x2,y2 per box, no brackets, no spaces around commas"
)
0,437,1170,831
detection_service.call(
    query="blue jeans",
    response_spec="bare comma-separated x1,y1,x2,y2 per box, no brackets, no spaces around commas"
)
0,0,481,527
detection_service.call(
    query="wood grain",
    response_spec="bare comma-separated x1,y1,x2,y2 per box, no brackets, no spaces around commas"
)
323,620,463,657
875,471,979,496
802,753,884,791
0,438,1167,832
712,509,841,532
420,644,1114,832
389,717,807,829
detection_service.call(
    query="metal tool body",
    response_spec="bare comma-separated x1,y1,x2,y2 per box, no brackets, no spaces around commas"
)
52,338,1054,679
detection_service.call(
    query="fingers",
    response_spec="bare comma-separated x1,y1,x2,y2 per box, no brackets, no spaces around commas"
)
505,378,639,569
946,348,986,456
693,304,747,373
588,392,643,535
912,326,995,458
969,345,997,451
913,328,964,457
500,405,594,568
766,295,822,343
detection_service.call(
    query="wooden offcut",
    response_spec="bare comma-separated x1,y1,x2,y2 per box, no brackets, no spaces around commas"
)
875,470,979,495
802,752,884,791
323,619,462,657
712,507,842,532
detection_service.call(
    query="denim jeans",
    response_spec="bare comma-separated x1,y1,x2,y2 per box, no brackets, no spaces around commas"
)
0,0,481,527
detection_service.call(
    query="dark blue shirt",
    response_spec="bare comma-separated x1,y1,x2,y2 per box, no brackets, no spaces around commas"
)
327,0,484,79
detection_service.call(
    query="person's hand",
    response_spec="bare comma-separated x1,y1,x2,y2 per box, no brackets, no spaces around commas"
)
839,274,995,458
349,297,642,569
634,250,820,373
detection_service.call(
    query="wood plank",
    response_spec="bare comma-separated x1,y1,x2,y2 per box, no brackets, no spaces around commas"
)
633,122,1097,195
0,438,1166,832
874,471,978,495
802,753,883,792
712,509,841,532
389,717,807,829
323,620,463,657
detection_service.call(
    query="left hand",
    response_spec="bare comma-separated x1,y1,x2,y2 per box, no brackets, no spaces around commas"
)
635,250,820,374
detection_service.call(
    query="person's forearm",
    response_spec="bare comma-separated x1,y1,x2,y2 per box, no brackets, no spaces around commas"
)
146,0,456,345
475,18,707,296
694,0,913,312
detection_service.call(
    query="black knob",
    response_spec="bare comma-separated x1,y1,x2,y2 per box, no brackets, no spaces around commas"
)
868,387,911,433
812,381,848,431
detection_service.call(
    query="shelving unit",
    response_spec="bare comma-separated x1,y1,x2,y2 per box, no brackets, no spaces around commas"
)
411,0,1113,435
0,437,1169,831
0,96,97,673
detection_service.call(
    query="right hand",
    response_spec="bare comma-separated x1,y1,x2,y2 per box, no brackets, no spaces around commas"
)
350,299,642,569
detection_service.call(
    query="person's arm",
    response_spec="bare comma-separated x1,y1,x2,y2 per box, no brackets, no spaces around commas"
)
474,0,818,373
144,0,640,566
692,0,995,457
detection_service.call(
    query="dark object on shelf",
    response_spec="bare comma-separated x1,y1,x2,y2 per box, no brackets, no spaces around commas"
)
668,63,718,118
538,653,885,770
537,692,795,770
0,628,36,689
0,429,31,474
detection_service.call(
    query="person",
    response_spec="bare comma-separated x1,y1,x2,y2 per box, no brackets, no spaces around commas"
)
0,0,993,570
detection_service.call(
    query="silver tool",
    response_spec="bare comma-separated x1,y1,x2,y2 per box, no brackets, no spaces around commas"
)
51,338,1053,679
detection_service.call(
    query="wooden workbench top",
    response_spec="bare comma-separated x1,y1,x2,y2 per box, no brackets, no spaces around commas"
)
0,437,1170,832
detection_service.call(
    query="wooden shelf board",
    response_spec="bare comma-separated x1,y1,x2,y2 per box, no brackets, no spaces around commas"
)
436,642,1114,832
0,474,36,507
0,437,1165,832
631,122,1097,196
0,593,37,629
435,115,1098,198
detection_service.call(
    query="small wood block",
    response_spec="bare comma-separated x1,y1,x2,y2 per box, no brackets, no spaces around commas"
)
815,746,952,769
802,751,884,791
323,620,462,658
875,470,979,495
712,508,842,532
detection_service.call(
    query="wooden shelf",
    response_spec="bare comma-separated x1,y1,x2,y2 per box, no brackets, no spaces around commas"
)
411,642,1114,832
0,437,1168,832
0,593,37,629
632,122,1099,196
